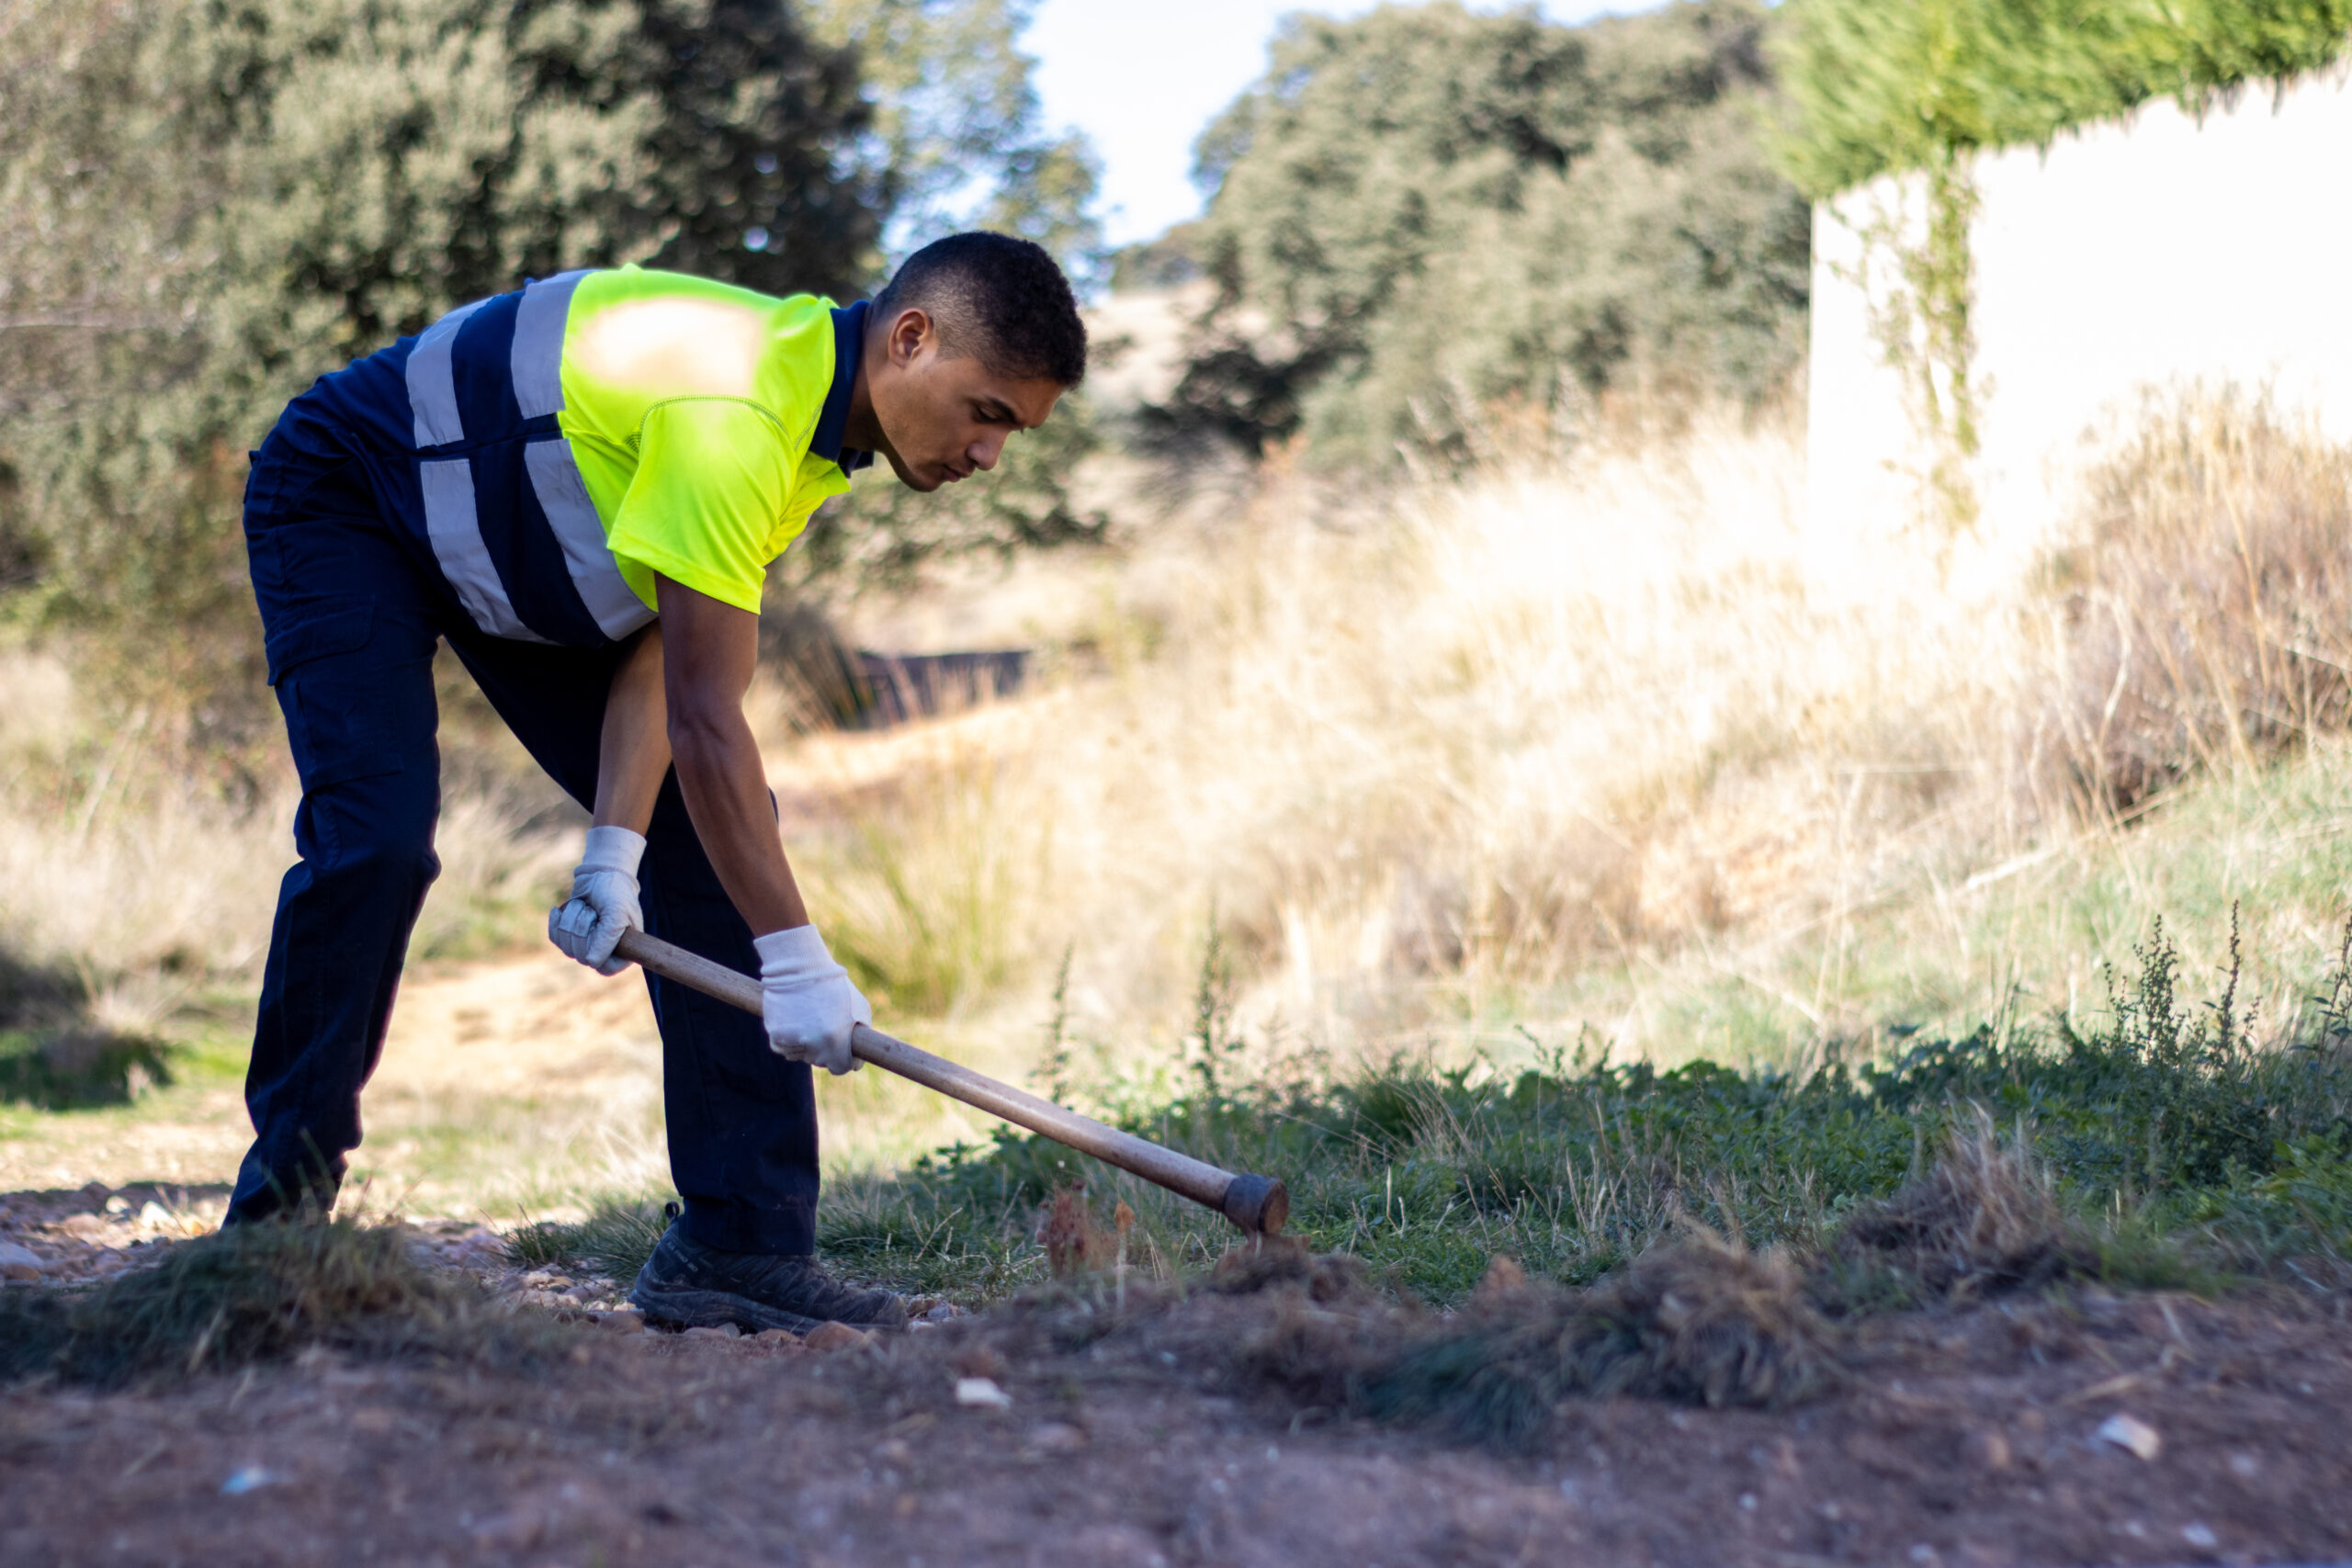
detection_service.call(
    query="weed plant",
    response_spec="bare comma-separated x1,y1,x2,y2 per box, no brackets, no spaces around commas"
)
541,920,2352,1309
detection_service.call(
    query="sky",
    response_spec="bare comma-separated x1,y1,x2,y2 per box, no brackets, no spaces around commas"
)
1023,1,1661,248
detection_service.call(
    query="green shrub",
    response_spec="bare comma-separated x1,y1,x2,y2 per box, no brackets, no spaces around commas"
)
1776,0,2352,197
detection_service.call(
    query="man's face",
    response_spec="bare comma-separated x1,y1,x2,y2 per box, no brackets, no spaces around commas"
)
865,308,1067,493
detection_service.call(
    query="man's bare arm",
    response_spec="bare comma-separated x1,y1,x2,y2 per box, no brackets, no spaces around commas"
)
591,626,673,832
654,574,808,935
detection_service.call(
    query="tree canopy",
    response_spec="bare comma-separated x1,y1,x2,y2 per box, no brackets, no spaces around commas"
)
0,0,1096,713
1157,0,1811,465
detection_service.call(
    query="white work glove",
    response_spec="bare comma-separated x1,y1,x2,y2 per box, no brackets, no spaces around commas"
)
548,825,645,976
755,924,868,1076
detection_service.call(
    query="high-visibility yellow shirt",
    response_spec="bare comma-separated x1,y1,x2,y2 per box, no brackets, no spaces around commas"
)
557,266,863,615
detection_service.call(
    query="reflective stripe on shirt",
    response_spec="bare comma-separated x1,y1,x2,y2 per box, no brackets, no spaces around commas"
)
402,271,652,645
525,437,653,640
406,298,490,449
511,271,588,421
419,457,548,643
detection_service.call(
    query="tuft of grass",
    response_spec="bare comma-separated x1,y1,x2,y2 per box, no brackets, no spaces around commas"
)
508,1196,672,1285
0,1215,554,1388
2029,390,2352,817
956,1226,1841,1452
0,1026,175,1110
1836,1109,2083,1303
1360,1232,1843,1446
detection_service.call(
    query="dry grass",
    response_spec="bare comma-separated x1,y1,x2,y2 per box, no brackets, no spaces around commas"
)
0,1214,548,1387
787,387,2352,1073
943,1223,1846,1452
792,403,1982,1042
1838,1110,2084,1301
0,642,578,1042
1344,1229,1843,1446
2026,388,2352,815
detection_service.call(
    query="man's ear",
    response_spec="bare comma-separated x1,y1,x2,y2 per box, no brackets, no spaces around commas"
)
885,307,933,369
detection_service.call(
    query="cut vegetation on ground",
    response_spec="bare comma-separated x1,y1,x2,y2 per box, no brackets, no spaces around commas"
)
512,924,2352,1314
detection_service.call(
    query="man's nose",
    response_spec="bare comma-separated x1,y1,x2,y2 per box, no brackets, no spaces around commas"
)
967,434,1006,471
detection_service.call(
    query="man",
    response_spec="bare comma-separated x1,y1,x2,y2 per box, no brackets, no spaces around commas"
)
233,231,1086,1333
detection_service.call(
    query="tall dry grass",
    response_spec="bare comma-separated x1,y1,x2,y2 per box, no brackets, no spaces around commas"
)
2026,388,2352,816
789,402,1982,1048
4,383,2346,1086
787,387,2352,1068
0,644,576,1037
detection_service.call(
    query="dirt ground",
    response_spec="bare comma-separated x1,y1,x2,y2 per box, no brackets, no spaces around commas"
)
4,1187,2351,1568
5,961,2349,1568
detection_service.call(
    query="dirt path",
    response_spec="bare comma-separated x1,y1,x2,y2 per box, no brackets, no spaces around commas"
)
3,1273,2350,1567
0,943,1019,1227
0,956,659,1205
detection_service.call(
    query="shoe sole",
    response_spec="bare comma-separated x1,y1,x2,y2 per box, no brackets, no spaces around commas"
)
629,1280,827,1336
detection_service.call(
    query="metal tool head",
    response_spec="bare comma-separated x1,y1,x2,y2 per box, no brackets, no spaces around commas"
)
1218,1173,1290,1235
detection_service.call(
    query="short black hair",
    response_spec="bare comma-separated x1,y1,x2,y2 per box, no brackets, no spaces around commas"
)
872,231,1087,387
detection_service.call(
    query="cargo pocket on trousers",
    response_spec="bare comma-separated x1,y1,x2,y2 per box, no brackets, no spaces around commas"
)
267,604,401,790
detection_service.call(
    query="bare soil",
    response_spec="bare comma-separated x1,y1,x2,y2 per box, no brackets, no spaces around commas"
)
3,1215,2349,1568
4,957,2347,1568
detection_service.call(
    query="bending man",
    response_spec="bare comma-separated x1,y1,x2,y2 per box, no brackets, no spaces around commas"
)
233,231,1085,1333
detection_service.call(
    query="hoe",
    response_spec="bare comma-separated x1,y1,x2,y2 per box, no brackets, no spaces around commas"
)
612,930,1290,1236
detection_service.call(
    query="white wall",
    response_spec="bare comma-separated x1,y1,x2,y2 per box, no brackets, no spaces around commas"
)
1807,62,2352,569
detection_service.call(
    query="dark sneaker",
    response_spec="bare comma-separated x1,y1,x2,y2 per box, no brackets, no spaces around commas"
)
629,1222,909,1334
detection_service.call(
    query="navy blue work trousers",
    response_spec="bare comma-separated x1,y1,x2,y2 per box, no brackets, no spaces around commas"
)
230,405,820,1253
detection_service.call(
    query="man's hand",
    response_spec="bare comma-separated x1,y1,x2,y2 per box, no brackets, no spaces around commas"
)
755,925,867,1076
549,825,646,976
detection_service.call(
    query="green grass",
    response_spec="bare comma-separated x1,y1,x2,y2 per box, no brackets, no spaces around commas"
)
509,1196,672,1282
523,919,2352,1309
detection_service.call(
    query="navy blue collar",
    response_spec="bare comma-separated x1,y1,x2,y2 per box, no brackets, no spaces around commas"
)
810,299,874,476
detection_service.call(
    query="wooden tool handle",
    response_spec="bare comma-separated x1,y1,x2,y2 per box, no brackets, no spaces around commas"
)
609,928,1288,1235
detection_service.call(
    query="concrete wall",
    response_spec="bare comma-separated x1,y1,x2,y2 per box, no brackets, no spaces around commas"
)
1807,62,2352,564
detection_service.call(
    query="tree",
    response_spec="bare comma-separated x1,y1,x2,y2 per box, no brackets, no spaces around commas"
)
790,0,1110,597
1158,0,1811,465
0,0,904,726
513,0,887,299
803,0,1103,283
